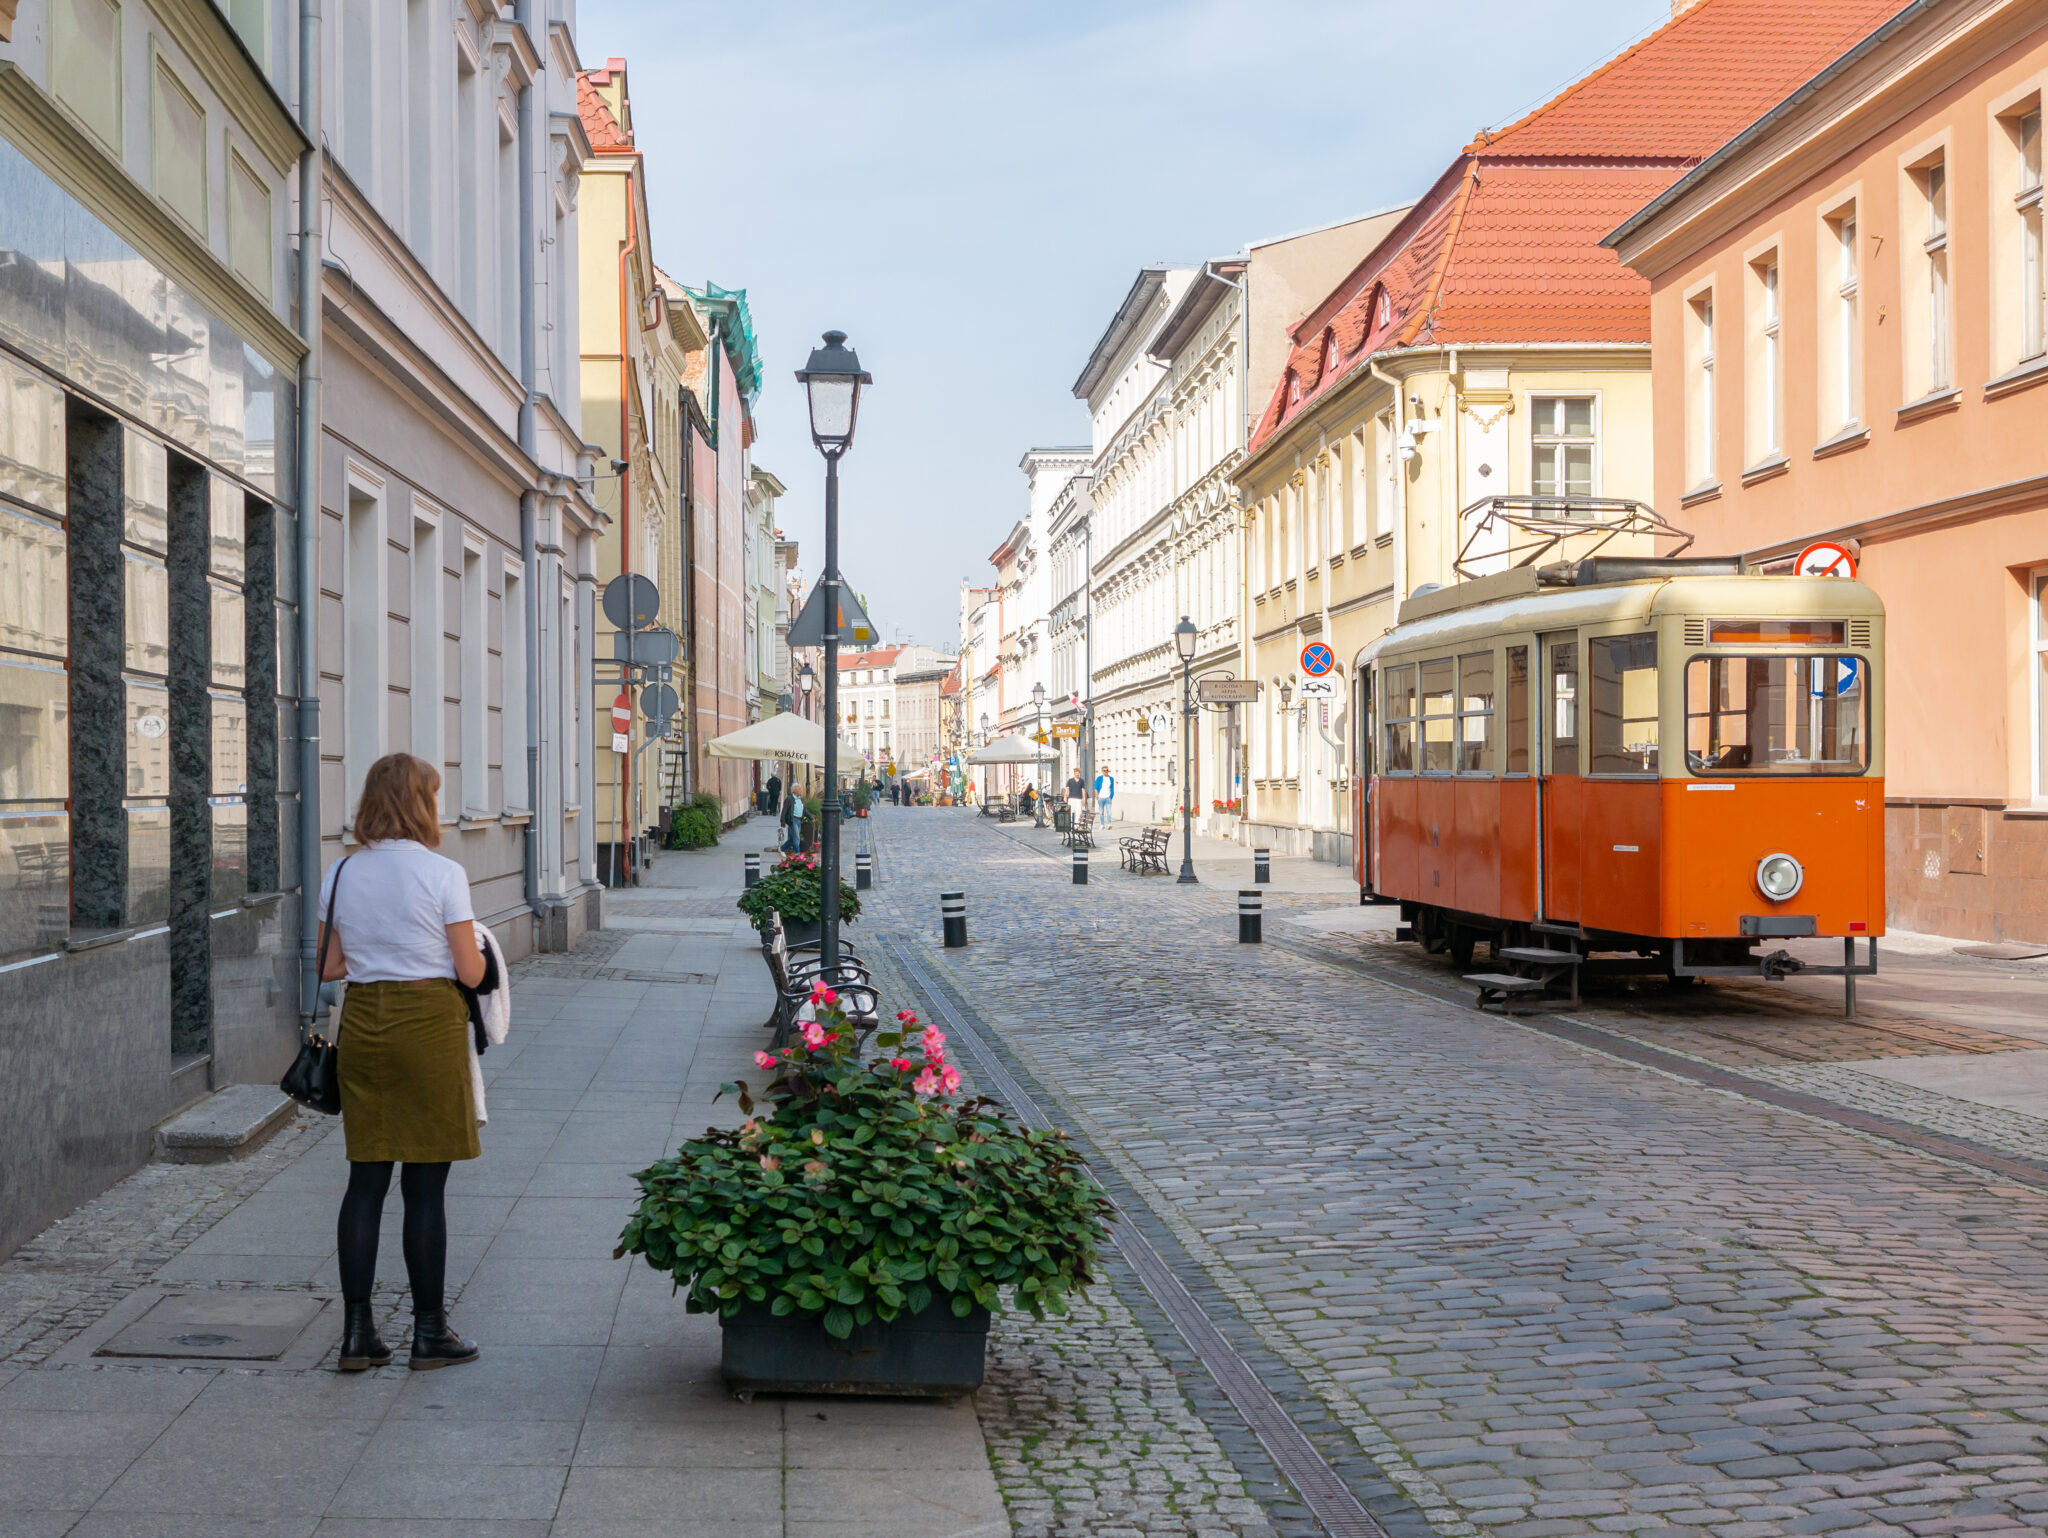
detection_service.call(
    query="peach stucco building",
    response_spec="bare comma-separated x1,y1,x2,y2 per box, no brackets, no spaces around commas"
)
1611,0,2048,941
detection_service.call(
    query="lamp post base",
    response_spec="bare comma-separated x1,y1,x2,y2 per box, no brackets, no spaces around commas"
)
1177,860,1199,885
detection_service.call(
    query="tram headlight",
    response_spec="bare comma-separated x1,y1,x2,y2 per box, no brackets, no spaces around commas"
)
1755,852,1805,903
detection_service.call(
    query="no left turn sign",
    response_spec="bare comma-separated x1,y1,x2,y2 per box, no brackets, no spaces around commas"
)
1795,540,1857,578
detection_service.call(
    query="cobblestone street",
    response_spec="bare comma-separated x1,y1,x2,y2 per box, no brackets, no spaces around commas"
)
859,806,2048,1538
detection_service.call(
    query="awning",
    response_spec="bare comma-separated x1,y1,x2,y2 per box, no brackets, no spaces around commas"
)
965,735,1059,765
706,713,863,768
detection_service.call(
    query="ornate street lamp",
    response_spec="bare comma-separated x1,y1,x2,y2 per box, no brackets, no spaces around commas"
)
795,332,871,972
1174,616,1198,884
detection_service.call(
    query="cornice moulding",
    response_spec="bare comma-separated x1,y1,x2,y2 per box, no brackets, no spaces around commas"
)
149,0,309,175
0,65,304,371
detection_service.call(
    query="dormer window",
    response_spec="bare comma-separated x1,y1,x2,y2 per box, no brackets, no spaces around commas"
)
1321,331,1339,379
1286,371,1302,408
1377,290,1392,330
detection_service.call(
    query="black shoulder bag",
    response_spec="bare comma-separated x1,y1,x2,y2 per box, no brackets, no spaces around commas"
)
280,856,351,1114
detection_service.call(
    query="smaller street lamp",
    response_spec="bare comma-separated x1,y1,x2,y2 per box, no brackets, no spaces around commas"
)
1031,681,1049,827
1174,616,1199,884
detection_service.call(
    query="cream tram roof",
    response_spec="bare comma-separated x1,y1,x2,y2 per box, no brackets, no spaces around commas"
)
1355,565,1884,672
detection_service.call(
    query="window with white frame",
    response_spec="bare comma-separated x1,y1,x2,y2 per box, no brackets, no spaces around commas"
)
459,540,486,813
409,505,442,811
502,558,528,810
1822,207,1861,433
1748,255,1782,462
1532,396,1595,507
1911,157,1953,398
2021,109,2044,362
343,474,387,822
1687,291,1716,488
2034,569,2048,800
1377,411,1396,538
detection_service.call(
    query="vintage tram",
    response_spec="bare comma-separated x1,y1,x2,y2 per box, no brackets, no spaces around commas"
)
1352,558,1883,991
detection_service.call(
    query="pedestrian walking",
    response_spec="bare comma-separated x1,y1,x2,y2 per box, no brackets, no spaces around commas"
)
318,752,487,1374
779,788,802,853
765,771,782,816
1066,771,1085,807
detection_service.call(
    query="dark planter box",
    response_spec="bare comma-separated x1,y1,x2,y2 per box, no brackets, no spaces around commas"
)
778,916,822,948
720,1299,990,1398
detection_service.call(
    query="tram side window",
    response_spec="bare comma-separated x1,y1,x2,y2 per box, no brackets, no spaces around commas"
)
1548,643,1579,776
1381,664,1416,773
1419,658,1455,773
1590,634,1660,775
1504,646,1530,773
1457,652,1494,773
1685,655,1867,774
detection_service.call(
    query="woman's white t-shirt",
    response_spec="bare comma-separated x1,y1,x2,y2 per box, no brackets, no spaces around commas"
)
318,840,475,983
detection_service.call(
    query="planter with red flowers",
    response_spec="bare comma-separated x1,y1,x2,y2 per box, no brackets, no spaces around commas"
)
616,993,1111,1398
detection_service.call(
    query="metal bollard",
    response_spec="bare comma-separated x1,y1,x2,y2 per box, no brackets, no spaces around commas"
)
941,891,968,949
1072,846,1087,885
1253,848,1271,884
855,851,872,890
1239,889,1263,944
744,852,761,888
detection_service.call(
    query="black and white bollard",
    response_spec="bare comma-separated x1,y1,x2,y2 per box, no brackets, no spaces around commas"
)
744,852,761,888
941,891,968,949
855,851,872,890
1239,889,1263,944
1072,846,1087,885
1253,848,1271,884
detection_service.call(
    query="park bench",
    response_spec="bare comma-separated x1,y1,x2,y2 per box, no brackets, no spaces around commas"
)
762,912,877,1049
1119,825,1170,875
1064,809,1095,850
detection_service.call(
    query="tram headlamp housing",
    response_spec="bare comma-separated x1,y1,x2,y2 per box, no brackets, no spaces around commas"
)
1755,852,1805,903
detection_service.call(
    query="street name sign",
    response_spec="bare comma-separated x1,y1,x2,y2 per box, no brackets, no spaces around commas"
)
1051,722,1081,739
1198,679,1260,704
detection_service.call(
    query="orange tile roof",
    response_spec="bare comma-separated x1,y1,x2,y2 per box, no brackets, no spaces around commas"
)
1250,0,1910,456
577,70,631,153
837,647,903,670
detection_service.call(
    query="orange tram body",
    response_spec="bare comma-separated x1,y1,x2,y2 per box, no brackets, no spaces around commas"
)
1352,560,1884,989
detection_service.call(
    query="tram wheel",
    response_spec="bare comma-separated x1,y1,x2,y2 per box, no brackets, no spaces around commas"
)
1448,927,1476,969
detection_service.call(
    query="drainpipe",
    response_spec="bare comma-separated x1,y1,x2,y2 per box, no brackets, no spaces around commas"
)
615,173,637,883
294,0,323,1028
515,0,542,924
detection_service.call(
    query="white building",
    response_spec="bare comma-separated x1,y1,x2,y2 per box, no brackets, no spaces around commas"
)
1074,268,1200,825
1046,475,1094,791
1002,448,1087,791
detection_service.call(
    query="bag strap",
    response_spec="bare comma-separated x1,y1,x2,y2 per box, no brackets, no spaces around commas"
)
314,855,352,1003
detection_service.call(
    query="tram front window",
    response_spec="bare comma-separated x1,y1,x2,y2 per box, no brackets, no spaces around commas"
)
1685,654,1868,774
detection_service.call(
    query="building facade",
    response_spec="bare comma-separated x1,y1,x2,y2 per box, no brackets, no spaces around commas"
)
892,665,950,781
1611,0,2048,941
1235,0,1901,865
0,0,601,1254
747,467,786,727
1046,474,1093,791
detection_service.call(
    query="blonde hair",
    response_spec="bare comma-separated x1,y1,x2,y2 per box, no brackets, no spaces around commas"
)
354,753,442,847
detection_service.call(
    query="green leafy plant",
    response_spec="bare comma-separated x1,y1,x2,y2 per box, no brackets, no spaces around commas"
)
617,995,1111,1336
668,803,719,850
735,858,860,929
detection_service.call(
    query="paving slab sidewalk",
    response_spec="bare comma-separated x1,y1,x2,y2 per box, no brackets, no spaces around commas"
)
0,819,1008,1538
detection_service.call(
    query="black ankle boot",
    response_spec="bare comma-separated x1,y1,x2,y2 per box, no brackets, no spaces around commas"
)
337,1301,391,1371
408,1309,479,1370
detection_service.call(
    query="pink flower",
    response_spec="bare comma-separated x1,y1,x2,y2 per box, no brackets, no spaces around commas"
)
753,1051,777,1069
890,1057,913,1071
801,1021,828,1051
912,1068,941,1097
896,1010,918,1024
809,982,839,1008
939,1065,962,1095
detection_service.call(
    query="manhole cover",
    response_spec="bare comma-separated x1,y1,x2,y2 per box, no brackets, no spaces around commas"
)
1957,942,2048,961
96,1293,325,1361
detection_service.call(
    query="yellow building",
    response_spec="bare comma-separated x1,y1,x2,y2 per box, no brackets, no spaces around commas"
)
1230,0,1870,866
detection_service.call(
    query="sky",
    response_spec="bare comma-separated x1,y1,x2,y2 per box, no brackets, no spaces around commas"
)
592,0,1673,652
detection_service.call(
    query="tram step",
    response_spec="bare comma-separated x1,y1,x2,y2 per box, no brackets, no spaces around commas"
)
1530,921,1585,937
1497,947,1583,967
1464,973,1549,994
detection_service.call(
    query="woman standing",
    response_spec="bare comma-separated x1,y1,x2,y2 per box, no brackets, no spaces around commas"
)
319,753,487,1372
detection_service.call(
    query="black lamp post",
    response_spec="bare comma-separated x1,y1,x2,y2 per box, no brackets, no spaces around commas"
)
1031,681,1048,827
795,331,871,972
1175,616,1198,884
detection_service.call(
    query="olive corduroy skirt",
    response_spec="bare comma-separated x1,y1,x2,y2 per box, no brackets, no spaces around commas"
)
337,979,481,1164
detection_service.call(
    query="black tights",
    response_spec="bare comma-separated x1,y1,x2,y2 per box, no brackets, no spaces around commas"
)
337,1160,451,1312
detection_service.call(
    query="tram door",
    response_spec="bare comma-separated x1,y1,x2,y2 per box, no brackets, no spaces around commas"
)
1539,632,1582,922
1355,666,1374,895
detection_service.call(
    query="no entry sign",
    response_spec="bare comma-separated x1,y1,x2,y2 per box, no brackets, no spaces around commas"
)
1795,540,1857,578
611,692,631,733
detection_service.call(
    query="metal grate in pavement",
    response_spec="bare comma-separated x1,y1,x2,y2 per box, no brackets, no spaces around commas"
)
884,937,1392,1538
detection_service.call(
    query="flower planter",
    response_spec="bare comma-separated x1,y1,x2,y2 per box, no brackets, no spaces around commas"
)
778,916,822,948
720,1299,990,1399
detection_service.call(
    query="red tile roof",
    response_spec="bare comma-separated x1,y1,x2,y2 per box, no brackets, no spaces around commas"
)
1250,0,1910,456
577,70,632,153
837,648,903,671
